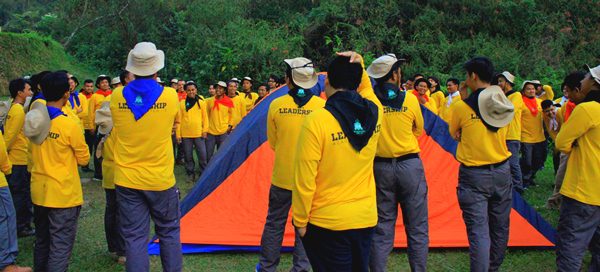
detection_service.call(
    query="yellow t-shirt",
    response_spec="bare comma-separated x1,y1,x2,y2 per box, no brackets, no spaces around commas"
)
506,91,525,141
31,114,90,208
292,61,383,231
177,98,209,138
0,131,12,187
430,90,446,111
376,92,423,158
423,97,438,115
241,92,259,112
89,91,113,131
229,95,247,128
62,103,83,131
102,131,116,189
439,93,462,122
268,95,325,190
110,87,179,191
448,100,511,166
521,97,545,143
205,97,233,136
556,101,600,205
4,103,29,165
80,93,94,129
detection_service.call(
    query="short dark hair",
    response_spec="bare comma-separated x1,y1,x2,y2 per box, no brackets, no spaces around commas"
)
84,79,94,84
541,100,554,110
41,72,70,102
411,73,425,81
428,76,441,91
375,61,401,87
563,71,587,90
414,78,431,89
30,71,51,92
119,70,131,85
184,82,197,90
463,57,495,83
446,78,460,85
69,76,79,86
327,56,363,90
9,78,29,98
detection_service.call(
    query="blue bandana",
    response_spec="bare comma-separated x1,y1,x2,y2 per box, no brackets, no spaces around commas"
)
123,79,164,121
69,91,81,109
47,106,66,120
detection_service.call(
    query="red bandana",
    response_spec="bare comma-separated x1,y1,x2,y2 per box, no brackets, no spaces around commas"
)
522,96,539,116
564,100,576,122
95,89,112,97
412,90,429,102
213,96,234,110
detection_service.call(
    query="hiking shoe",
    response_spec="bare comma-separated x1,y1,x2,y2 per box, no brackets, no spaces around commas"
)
1,265,32,272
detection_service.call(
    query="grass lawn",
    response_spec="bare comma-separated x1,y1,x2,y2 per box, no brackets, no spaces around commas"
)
13,154,583,271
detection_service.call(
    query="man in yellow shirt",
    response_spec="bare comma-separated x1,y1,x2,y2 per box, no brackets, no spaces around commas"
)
293,52,382,271
495,71,525,193
29,72,90,272
110,42,181,272
520,80,547,187
439,78,462,121
448,57,514,272
555,64,600,271
241,77,259,112
176,82,209,183
205,81,234,162
80,79,95,172
413,78,438,114
367,54,428,272
5,78,34,238
257,57,324,272
227,80,248,128
89,75,112,181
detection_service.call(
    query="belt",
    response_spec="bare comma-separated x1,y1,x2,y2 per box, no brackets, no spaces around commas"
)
374,153,419,163
462,159,508,170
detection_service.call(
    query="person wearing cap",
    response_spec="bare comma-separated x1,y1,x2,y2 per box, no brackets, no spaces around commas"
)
176,81,209,183
494,71,525,193
110,42,182,272
256,57,324,272
534,80,555,101
241,77,259,112
227,80,248,128
4,78,34,238
439,78,462,121
412,78,438,114
205,81,234,162
519,80,547,187
546,71,587,209
89,75,113,181
27,72,90,272
111,77,122,89
170,78,178,89
447,57,514,272
428,76,445,108
0,123,31,272
555,64,600,271
366,54,428,272
293,52,382,271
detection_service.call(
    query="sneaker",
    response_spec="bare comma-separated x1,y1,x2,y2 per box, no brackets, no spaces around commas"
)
92,177,102,182
1,264,33,272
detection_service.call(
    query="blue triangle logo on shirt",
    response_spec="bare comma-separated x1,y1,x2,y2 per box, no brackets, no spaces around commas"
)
297,89,306,97
135,95,143,105
387,89,397,99
353,119,366,135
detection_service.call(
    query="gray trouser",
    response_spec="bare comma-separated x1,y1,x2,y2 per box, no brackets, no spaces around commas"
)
205,134,228,163
506,140,523,191
259,185,310,272
547,153,569,208
556,197,600,272
370,157,429,272
0,187,17,270
33,205,81,272
457,161,511,272
116,186,182,272
182,137,207,176
520,141,547,183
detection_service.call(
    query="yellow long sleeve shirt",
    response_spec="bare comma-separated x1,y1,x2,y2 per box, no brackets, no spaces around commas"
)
430,91,446,111
242,92,259,112
506,91,525,141
0,131,12,187
268,95,325,190
537,85,555,101
229,95,247,128
80,93,94,129
556,101,600,205
439,93,462,122
376,92,423,158
177,99,209,138
31,114,90,208
292,60,383,231
448,100,511,166
423,98,438,115
521,98,545,143
205,97,233,135
102,131,116,189
110,87,179,191
4,103,29,165
89,91,113,131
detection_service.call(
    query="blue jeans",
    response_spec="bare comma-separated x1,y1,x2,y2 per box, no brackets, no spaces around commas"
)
116,186,182,272
0,187,18,270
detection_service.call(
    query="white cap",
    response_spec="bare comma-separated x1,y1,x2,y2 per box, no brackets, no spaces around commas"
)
125,42,165,76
